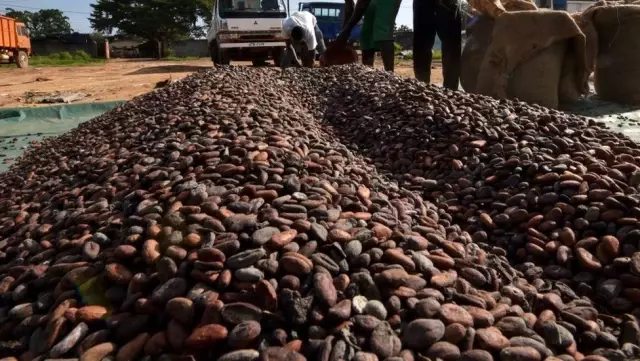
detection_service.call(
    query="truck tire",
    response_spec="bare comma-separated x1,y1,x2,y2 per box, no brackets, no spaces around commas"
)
272,48,285,67
217,43,231,66
218,49,230,66
210,41,230,66
209,42,218,64
15,51,28,69
252,59,268,67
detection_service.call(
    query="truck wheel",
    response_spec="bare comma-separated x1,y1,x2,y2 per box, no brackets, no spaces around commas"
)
252,59,268,67
272,48,285,67
15,51,28,69
209,42,218,64
210,41,230,66
218,49,231,66
217,44,231,66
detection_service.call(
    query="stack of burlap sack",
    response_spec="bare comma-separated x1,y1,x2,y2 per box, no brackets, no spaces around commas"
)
461,0,640,108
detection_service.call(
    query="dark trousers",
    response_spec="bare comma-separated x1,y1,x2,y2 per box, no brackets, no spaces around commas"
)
413,0,462,89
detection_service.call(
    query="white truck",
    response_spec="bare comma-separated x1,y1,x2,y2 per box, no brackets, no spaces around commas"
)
207,0,288,66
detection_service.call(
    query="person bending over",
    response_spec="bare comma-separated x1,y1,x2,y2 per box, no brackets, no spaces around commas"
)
281,11,326,68
336,0,401,72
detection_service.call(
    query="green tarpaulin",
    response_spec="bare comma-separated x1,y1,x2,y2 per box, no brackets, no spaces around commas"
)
0,101,123,173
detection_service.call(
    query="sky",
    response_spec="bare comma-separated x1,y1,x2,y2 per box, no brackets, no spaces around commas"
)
0,0,415,34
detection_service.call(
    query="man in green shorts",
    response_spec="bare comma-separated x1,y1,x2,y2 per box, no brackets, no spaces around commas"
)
336,0,401,72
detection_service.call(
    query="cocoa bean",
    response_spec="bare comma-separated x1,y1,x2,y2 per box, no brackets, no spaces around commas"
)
0,66,634,361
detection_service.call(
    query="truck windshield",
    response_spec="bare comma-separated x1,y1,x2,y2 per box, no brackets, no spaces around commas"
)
220,0,287,18
309,6,342,19
17,25,29,36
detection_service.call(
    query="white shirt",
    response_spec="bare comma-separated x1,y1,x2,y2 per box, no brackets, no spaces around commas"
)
282,11,318,50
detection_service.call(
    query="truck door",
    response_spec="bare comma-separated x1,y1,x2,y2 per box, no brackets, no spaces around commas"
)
16,24,30,51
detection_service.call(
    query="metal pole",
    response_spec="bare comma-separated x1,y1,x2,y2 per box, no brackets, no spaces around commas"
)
287,0,291,15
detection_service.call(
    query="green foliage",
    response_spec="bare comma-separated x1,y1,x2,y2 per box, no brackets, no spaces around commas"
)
56,52,73,60
90,0,213,43
29,51,103,66
74,50,93,61
90,32,107,41
164,47,177,59
4,8,73,38
4,8,30,24
394,42,403,55
162,56,202,61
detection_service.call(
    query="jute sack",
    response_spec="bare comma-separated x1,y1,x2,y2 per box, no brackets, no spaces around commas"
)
475,10,587,109
572,11,599,79
460,0,537,93
508,40,568,108
501,0,538,10
468,0,506,18
460,16,495,93
559,12,598,103
588,1,640,104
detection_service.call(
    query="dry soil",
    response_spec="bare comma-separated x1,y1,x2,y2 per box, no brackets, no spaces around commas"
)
0,58,442,108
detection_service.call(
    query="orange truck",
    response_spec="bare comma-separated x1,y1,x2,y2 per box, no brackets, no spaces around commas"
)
0,15,31,68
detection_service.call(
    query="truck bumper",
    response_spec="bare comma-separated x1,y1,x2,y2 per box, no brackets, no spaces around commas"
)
219,42,286,49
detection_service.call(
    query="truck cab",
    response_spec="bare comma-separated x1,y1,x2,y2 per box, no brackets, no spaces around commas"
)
0,16,31,68
298,2,362,45
207,0,288,66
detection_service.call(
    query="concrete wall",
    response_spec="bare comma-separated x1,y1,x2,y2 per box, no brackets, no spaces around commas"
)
31,40,99,57
30,35,110,58
172,39,210,58
31,34,448,58
32,36,214,59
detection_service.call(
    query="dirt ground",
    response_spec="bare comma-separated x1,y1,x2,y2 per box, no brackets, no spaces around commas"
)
0,58,441,108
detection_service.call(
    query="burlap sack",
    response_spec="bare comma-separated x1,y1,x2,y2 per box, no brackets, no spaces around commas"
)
460,16,495,93
588,1,640,104
508,41,568,108
475,10,587,109
571,11,598,77
468,0,506,18
559,12,598,103
460,0,537,93
501,0,537,11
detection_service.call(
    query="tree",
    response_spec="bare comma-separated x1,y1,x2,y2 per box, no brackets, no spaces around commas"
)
4,8,73,38
4,9,33,30
90,0,213,50
397,25,412,33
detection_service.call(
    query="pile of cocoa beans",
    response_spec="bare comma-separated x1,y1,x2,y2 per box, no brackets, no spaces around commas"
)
0,66,637,361
309,66,640,314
